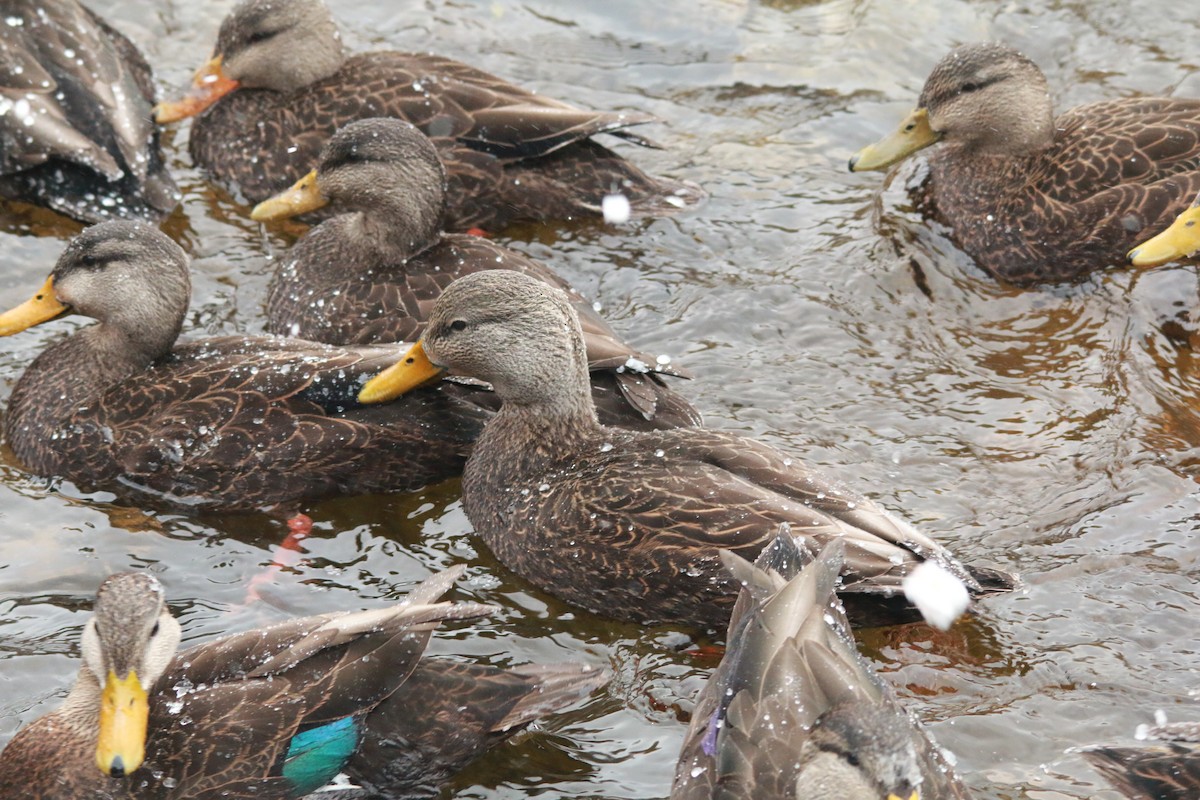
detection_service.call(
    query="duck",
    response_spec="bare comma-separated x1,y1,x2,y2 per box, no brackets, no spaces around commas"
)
0,220,498,513
0,566,604,799
254,117,700,431
1080,717,1200,800
1129,189,1200,266
848,42,1200,286
673,532,972,799
356,270,1017,630
0,0,177,222
153,0,701,231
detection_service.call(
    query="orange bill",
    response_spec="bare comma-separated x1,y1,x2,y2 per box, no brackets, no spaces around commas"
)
358,341,445,404
154,55,240,124
0,277,68,336
251,170,328,221
96,669,149,776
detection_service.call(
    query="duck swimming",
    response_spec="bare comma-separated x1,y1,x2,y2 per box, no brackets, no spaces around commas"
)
0,220,495,512
255,117,700,431
358,270,1016,629
850,42,1200,285
673,534,971,799
0,567,603,799
0,0,177,222
155,0,701,231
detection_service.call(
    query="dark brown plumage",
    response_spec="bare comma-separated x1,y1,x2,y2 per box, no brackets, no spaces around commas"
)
0,567,604,799
358,271,1017,630
0,0,177,222
1082,720,1200,800
0,220,497,513
156,0,701,231
260,118,700,430
673,534,972,799
849,42,1200,285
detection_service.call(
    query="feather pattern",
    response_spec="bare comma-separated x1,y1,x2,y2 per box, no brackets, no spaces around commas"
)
0,0,177,221
1082,721,1200,800
672,533,973,799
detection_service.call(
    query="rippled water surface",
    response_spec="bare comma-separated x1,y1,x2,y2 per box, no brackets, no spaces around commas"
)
2,0,1199,797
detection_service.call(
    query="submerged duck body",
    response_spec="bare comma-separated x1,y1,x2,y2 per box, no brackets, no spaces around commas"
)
1082,719,1200,800
850,42,1200,285
0,221,495,512
673,535,971,799
0,568,603,799
158,0,701,231
0,0,177,222
258,118,700,431
359,271,1016,629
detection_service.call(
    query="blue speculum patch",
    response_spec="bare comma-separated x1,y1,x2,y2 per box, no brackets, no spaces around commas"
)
282,716,361,794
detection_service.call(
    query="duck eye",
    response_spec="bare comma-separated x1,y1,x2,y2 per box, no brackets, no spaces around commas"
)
81,254,98,267
960,82,981,93
449,319,468,332
149,621,160,637
247,29,277,45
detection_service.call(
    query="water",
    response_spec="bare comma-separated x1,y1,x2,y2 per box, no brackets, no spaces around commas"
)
1,0,1198,798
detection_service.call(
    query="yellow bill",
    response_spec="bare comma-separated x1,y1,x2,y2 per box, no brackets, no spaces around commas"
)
155,55,240,124
96,669,149,776
886,793,919,800
358,341,444,404
0,277,69,336
849,107,941,172
1128,199,1200,267
251,170,328,221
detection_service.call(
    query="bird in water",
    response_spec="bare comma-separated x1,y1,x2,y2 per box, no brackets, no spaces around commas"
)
0,0,177,222
1081,714,1200,800
357,270,1016,630
0,220,497,513
673,532,972,799
0,566,604,799
253,117,701,431
849,42,1200,285
154,0,702,231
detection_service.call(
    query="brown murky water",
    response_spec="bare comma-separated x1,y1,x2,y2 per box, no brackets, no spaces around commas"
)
2,0,1199,797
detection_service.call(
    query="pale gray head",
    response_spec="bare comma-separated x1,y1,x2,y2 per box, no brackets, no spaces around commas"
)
797,702,924,800
216,0,345,91
52,221,191,359
80,573,182,691
317,118,448,248
918,42,1054,155
422,271,594,414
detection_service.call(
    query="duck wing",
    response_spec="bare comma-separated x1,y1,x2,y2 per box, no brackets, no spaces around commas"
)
144,567,496,797
84,337,490,510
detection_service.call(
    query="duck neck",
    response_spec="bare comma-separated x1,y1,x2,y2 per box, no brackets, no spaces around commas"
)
5,321,174,467
56,664,102,739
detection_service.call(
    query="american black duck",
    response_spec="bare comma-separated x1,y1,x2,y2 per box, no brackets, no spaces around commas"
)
849,42,1200,286
0,220,496,512
154,0,701,231
1129,189,1200,266
673,533,971,799
357,270,1016,629
255,117,700,431
1081,717,1200,800
0,0,177,222
0,566,604,799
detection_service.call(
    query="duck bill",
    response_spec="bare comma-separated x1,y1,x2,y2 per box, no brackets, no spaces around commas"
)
1128,201,1200,267
154,55,240,123
886,793,919,800
358,341,445,404
849,108,941,172
96,669,149,776
250,170,328,221
0,277,68,336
